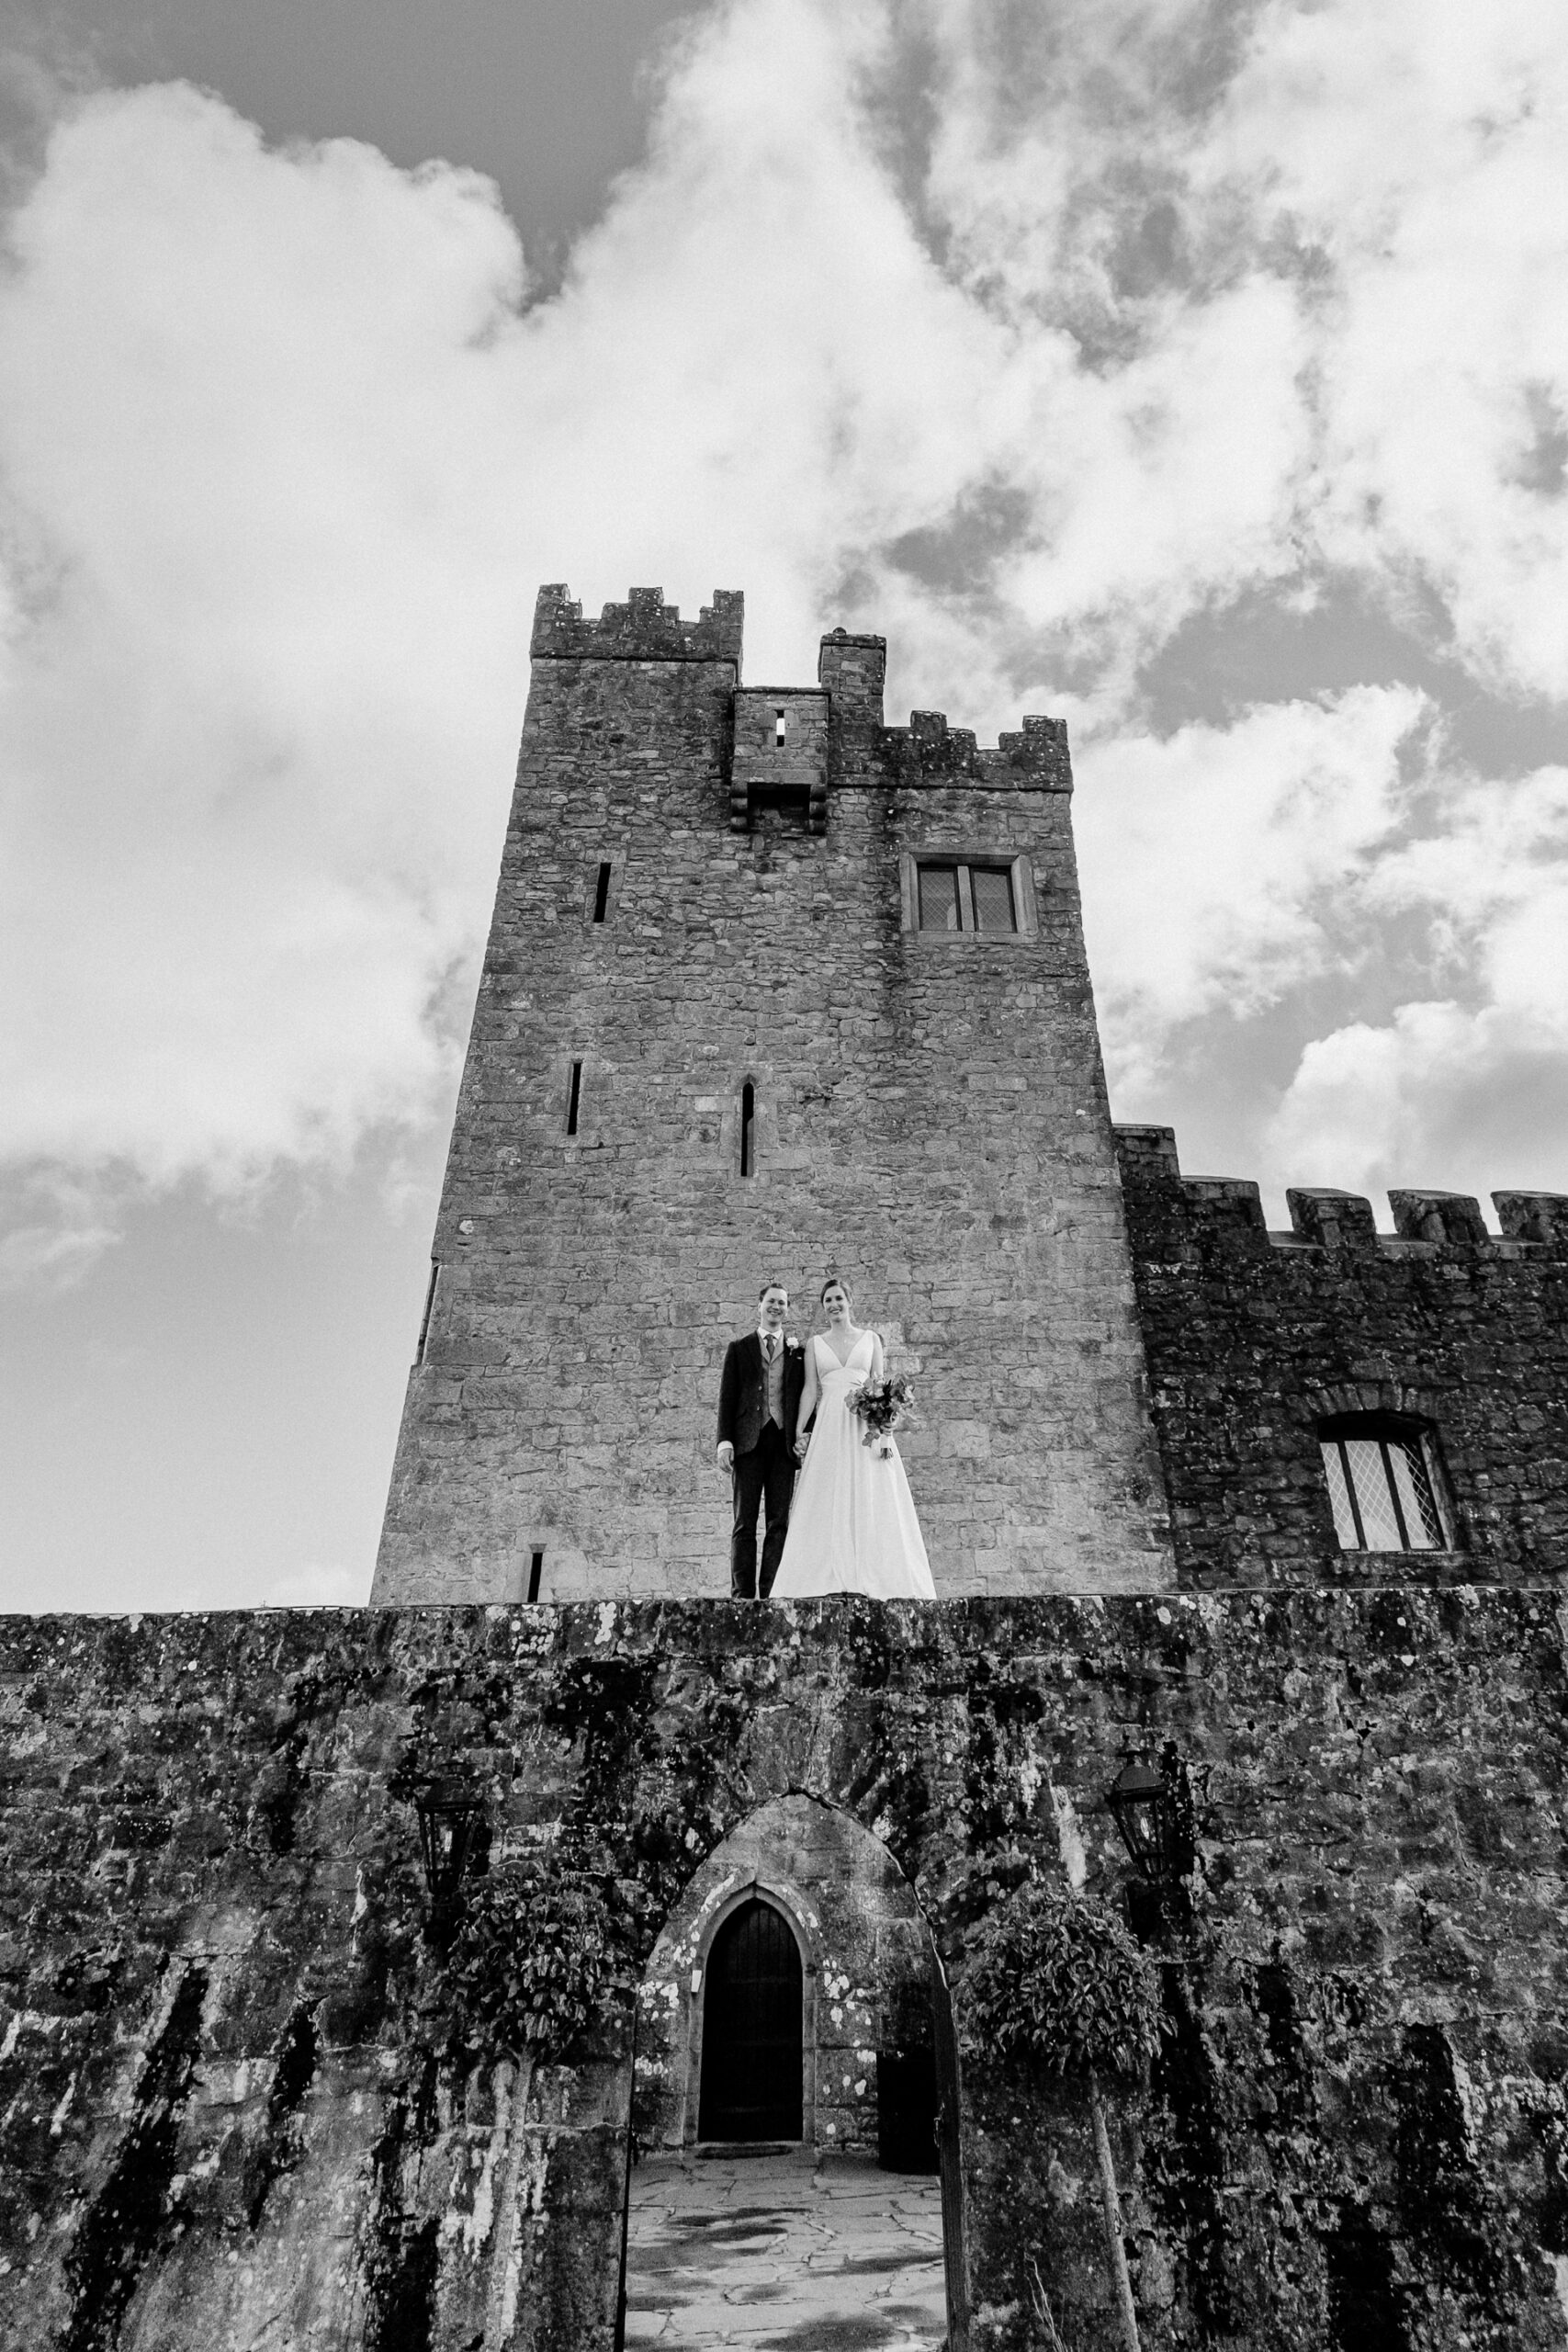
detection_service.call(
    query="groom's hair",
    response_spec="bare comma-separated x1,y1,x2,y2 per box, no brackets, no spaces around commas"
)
758,1280,787,1301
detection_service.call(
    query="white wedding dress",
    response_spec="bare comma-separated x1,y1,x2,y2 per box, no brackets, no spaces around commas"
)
771,1332,935,1600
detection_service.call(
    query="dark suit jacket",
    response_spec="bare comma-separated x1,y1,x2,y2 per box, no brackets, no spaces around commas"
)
717,1332,807,1457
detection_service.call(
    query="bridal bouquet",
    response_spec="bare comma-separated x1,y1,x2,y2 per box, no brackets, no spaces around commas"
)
849,1373,917,1457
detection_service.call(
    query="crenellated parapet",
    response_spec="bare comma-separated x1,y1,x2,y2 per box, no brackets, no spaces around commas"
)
1115,1124,1568,1260
524,594,1068,828
1492,1191,1568,1246
530,582,745,665
1113,1124,1568,1593
1284,1188,1381,1251
868,707,1071,794
817,628,886,733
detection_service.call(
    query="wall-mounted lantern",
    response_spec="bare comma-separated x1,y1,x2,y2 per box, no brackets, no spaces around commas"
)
412,1773,488,1944
1106,1758,1176,1884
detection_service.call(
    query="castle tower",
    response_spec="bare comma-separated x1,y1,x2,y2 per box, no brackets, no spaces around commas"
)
371,585,1173,1602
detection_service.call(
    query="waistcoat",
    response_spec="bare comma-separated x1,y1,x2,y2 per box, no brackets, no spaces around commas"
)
761,1336,785,1427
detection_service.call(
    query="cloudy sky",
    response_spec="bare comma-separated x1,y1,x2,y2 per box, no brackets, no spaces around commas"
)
2,0,1565,1611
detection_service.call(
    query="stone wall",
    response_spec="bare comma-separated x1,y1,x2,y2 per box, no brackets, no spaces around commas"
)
1115,1125,1568,1591
373,584,1171,1606
6,1595,1568,2352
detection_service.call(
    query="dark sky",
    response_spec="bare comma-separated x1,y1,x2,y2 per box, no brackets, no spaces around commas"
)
2,0,693,275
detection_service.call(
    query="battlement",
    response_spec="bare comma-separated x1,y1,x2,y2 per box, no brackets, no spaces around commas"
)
530,582,744,665
1114,1125,1568,1258
817,628,886,729
1114,1123,1568,1596
872,708,1071,793
526,592,1066,807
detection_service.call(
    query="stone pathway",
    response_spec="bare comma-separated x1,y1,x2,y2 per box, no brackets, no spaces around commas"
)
624,2145,949,2350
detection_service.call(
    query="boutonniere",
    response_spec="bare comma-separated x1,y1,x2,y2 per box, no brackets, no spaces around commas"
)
785,1338,802,1351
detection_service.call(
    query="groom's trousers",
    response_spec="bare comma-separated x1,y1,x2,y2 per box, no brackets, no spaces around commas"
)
730,1420,795,1599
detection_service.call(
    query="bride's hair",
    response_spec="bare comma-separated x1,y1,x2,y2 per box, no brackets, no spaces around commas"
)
819,1273,850,1306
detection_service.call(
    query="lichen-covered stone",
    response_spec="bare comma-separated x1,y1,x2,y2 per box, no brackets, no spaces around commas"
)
5,1594,1568,2349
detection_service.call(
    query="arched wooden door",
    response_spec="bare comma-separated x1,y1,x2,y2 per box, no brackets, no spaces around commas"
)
697,1896,804,2142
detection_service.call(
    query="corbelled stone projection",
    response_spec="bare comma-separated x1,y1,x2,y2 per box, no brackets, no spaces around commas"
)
372,585,1172,1605
3,588,1567,2352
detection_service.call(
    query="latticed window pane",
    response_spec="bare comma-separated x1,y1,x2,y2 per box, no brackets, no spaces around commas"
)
1388,1436,1444,1548
1321,1442,1359,1548
971,865,1017,933
918,864,962,931
1322,1421,1450,1552
1341,1438,1403,1548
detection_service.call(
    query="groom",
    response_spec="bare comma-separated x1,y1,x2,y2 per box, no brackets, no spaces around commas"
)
716,1281,807,1599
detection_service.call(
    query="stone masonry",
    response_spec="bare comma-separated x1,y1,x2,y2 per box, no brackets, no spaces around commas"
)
623,2149,948,2350
6,1596,1568,2352
1116,1124,1568,1591
372,586,1172,1605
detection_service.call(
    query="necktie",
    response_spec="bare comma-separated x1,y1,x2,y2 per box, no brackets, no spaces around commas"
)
763,1337,776,1362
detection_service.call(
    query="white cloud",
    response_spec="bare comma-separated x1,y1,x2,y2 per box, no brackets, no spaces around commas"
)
2,0,1568,1277
0,85,534,1198
0,1211,119,1290
1266,1001,1568,1211
1075,686,1426,1097
1265,762,1568,1201
1236,6,1568,701
0,18,1030,1257
907,0,1568,693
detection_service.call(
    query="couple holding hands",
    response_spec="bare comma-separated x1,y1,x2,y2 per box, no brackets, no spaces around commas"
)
716,1275,935,1602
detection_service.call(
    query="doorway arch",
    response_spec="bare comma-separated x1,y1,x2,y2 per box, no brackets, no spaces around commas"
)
696,1894,805,2142
627,1794,970,2351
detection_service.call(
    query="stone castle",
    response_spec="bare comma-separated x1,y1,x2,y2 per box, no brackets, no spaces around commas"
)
373,583,1167,1607
3,585,1568,2352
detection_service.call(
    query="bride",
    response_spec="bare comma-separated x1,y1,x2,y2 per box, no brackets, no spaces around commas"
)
770,1277,935,1600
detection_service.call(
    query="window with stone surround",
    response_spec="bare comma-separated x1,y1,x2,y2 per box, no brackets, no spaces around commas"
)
901,851,1038,939
1318,1415,1455,1552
